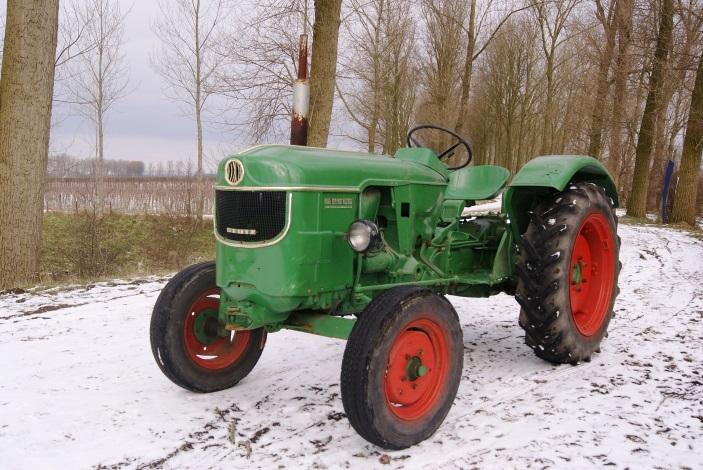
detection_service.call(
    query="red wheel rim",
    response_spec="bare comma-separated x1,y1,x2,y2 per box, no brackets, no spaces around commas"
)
384,318,450,420
569,212,616,337
183,288,252,370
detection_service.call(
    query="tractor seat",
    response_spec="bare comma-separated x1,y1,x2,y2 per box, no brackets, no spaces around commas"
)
444,165,510,201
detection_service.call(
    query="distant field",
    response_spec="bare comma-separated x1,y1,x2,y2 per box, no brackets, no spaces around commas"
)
44,176,216,215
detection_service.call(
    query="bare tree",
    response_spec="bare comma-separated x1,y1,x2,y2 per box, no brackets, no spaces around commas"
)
308,0,343,147
217,0,306,142
644,0,703,211
606,0,634,187
0,0,59,289
455,0,537,135
586,0,619,159
532,0,581,154
418,0,466,133
669,31,703,224
337,0,417,153
55,0,95,70
52,0,96,129
152,0,230,222
472,17,541,171
627,0,674,218
66,0,129,214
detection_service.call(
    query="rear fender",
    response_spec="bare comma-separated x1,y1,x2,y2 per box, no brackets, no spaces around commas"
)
503,155,618,239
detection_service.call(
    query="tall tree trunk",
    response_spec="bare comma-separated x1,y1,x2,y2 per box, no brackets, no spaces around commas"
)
97,104,104,213
587,0,618,159
367,0,383,154
646,18,698,214
607,0,634,188
645,95,671,213
195,0,204,222
308,0,342,148
0,0,59,289
454,0,476,136
627,0,673,218
540,53,555,155
96,7,105,215
669,50,703,225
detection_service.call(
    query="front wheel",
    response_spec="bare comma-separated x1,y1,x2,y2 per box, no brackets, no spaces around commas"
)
341,287,463,449
515,182,621,364
150,261,266,393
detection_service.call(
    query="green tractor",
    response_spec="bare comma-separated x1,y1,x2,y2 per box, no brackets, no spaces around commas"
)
150,125,620,449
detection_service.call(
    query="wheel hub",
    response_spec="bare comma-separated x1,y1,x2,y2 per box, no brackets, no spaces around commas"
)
384,318,449,420
192,308,219,345
405,356,428,381
183,288,253,370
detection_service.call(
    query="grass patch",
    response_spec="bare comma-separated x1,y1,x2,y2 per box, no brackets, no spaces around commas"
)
40,212,214,284
618,214,703,240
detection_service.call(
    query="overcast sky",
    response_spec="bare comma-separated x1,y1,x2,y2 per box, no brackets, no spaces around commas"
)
46,0,239,170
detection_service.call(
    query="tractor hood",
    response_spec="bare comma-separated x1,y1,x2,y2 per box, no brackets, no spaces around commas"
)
216,144,448,190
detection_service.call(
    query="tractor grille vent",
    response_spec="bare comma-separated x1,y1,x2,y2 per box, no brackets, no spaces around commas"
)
215,190,287,243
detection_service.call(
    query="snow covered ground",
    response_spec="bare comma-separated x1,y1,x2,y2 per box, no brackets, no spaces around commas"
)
1,223,702,469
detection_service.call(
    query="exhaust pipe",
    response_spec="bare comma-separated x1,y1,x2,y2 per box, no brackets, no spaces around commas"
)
290,34,309,146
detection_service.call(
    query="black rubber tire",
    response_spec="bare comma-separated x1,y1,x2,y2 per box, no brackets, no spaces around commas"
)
515,182,621,364
150,261,266,393
341,286,463,449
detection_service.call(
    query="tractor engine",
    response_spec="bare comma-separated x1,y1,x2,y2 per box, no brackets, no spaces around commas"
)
213,144,511,332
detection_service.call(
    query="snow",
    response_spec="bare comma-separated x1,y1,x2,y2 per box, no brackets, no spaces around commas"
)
462,197,502,216
1,224,702,469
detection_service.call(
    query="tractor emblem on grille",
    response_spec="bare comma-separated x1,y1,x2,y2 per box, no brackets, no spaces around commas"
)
225,158,244,185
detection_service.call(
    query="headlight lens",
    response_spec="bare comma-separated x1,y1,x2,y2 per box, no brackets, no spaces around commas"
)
347,220,380,253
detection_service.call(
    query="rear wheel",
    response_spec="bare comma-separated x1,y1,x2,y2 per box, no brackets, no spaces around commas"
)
150,262,266,392
515,182,620,363
341,287,463,449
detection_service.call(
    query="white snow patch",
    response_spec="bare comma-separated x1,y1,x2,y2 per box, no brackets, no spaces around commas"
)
0,226,702,469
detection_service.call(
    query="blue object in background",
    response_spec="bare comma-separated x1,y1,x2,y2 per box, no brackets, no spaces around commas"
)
661,159,675,223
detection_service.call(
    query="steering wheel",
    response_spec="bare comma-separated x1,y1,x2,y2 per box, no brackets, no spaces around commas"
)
406,124,473,170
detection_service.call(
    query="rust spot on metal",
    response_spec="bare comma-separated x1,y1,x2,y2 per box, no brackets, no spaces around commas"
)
297,34,308,81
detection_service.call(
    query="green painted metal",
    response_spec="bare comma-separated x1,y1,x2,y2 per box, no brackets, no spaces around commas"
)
281,311,356,340
572,262,583,284
394,147,449,178
445,165,510,201
406,356,426,380
503,155,618,240
193,308,218,345
213,145,617,339
509,155,618,204
216,145,447,190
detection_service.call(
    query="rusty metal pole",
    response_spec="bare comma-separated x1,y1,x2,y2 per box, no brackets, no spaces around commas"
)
290,34,309,146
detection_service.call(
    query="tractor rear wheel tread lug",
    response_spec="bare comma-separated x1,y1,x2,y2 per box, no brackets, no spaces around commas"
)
514,182,621,364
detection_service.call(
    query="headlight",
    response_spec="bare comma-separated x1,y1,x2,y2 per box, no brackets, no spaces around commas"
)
346,219,381,253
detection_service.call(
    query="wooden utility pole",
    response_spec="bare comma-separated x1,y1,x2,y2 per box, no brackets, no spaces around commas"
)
0,0,59,289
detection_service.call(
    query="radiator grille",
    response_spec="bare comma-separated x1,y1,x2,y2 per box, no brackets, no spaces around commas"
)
215,190,287,243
